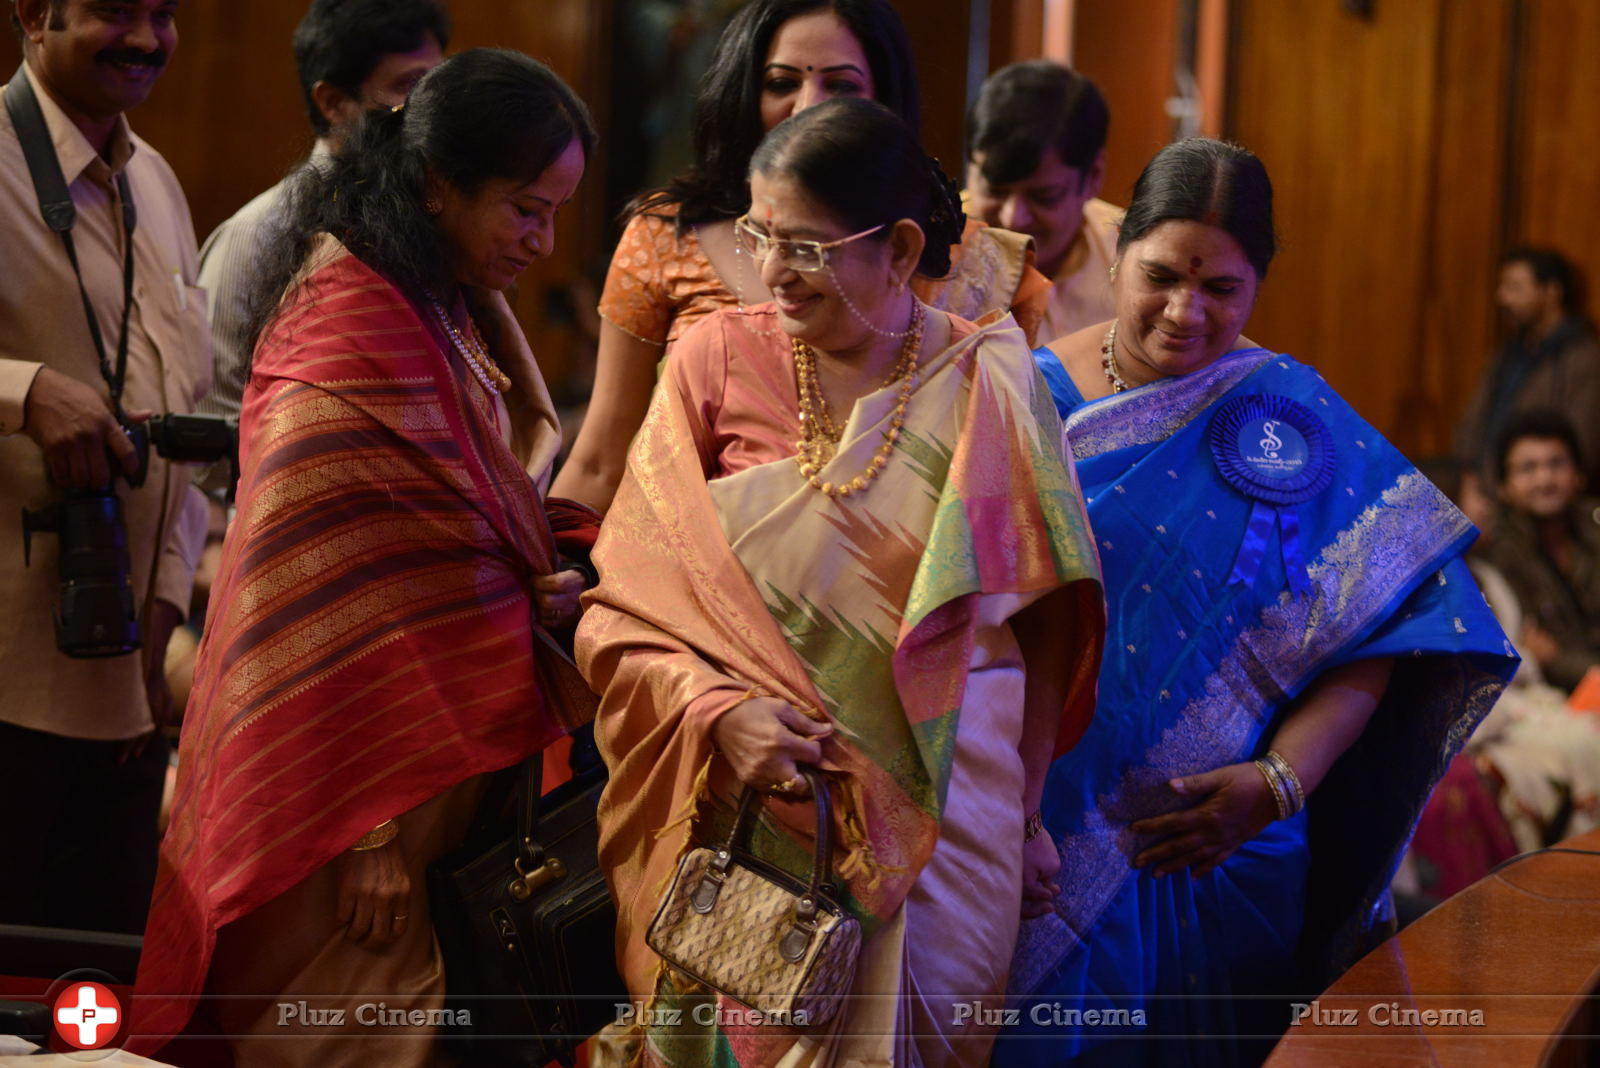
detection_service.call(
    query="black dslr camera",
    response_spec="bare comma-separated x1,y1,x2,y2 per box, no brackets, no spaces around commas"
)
21,413,238,659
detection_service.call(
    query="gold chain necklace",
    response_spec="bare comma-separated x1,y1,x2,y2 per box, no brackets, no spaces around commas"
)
431,301,512,394
1100,322,1131,393
792,300,925,498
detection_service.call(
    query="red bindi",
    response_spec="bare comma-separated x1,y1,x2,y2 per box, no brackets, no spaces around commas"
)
1189,257,1203,275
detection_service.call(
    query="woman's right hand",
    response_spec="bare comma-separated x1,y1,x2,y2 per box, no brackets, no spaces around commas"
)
335,838,411,946
711,696,833,796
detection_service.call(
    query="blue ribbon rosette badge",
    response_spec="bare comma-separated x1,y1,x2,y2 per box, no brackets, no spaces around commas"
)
1208,395,1335,597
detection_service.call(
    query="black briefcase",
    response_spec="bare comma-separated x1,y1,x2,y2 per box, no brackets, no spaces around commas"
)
428,730,624,1065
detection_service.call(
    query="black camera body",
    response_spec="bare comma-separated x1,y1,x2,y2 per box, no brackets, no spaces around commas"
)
21,413,238,659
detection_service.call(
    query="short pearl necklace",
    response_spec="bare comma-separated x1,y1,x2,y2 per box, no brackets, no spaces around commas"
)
1100,322,1132,393
431,301,511,394
792,300,925,499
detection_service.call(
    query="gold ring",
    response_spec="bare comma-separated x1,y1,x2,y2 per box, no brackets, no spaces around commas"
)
769,779,793,793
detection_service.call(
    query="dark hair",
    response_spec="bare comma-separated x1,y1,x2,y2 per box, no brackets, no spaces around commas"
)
11,0,65,37
292,0,452,138
1501,246,1580,315
1494,408,1585,481
750,97,962,277
1118,137,1276,279
246,49,596,344
966,60,1109,187
637,0,918,228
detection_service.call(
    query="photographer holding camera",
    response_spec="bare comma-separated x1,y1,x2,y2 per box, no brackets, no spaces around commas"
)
0,0,212,933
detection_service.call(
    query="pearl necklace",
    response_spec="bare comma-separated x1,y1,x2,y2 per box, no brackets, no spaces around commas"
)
431,301,511,394
1100,322,1131,393
792,300,924,499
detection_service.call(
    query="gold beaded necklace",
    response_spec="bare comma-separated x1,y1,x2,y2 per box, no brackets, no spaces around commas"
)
792,300,925,499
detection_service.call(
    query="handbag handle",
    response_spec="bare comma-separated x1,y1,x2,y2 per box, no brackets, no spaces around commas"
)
516,752,545,863
511,721,600,862
693,767,839,962
722,767,834,892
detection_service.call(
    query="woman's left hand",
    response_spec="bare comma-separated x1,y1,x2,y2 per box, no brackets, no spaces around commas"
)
1020,831,1062,919
1129,763,1278,877
533,568,586,629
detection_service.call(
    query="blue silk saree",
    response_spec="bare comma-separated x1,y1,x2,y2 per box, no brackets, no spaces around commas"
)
997,348,1516,1066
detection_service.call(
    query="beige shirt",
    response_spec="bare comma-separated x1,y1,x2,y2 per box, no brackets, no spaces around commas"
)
196,142,327,424
0,66,210,740
1038,197,1122,344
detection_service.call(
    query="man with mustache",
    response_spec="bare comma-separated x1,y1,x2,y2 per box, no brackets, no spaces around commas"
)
196,0,448,425
0,0,210,933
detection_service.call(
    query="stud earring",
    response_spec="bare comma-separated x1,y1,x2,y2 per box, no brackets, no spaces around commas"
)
424,196,442,216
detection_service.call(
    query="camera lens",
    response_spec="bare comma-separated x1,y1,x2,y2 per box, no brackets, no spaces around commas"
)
53,493,140,657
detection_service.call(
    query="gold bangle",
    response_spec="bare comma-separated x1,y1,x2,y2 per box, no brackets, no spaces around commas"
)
1024,809,1045,842
350,819,398,852
1252,760,1289,821
1264,751,1306,816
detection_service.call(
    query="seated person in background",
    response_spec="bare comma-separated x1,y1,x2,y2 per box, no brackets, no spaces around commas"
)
1409,459,1599,897
1482,409,1600,693
196,0,448,424
965,59,1121,343
1456,248,1600,490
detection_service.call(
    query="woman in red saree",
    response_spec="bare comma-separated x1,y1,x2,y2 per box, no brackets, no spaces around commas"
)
131,50,598,1066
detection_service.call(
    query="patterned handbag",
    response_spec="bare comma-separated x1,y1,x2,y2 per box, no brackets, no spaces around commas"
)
646,766,861,1027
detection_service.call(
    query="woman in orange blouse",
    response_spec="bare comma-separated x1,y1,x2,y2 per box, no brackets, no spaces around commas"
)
552,0,1051,513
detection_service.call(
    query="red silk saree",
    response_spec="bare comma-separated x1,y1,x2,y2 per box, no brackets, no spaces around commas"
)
132,248,595,1054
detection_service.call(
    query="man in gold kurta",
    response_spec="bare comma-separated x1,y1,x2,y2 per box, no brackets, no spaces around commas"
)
0,0,210,932
964,59,1122,342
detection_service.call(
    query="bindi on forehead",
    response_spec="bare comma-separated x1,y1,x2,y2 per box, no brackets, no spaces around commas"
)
1189,257,1203,275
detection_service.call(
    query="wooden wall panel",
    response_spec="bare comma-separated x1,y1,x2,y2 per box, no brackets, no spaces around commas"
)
1513,0,1600,326
1070,0,1182,205
892,0,972,175
1230,0,1450,454
988,0,1048,68
1409,1,1515,456
1228,0,1561,459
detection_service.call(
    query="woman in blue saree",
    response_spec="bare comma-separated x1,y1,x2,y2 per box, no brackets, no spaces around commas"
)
997,139,1518,1066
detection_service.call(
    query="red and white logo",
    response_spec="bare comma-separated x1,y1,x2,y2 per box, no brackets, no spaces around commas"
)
52,981,122,1050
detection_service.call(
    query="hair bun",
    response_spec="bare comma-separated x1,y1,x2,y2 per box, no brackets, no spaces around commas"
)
925,155,967,246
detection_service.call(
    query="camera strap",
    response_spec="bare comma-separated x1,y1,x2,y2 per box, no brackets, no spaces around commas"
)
4,64,137,420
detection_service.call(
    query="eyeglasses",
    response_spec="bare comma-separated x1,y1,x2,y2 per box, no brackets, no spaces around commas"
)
733,215,885,272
